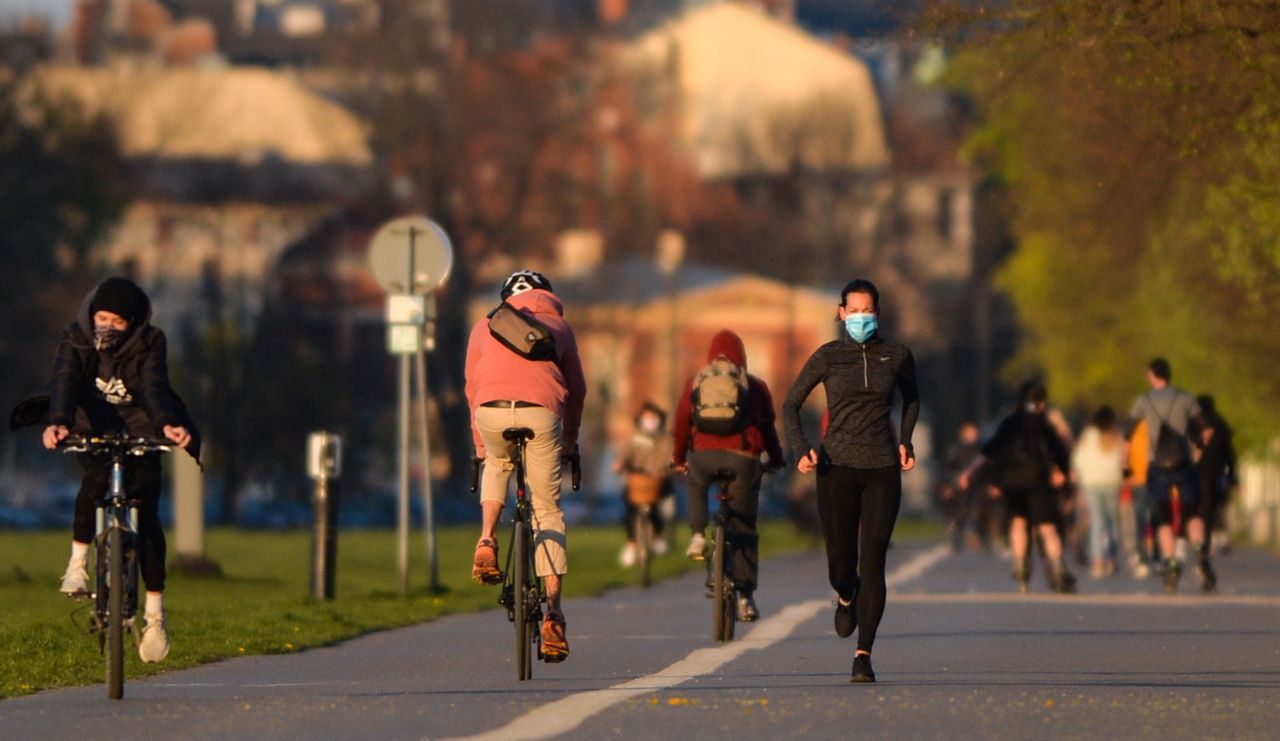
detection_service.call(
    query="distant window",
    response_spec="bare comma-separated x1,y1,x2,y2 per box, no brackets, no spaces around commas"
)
937,188,953,242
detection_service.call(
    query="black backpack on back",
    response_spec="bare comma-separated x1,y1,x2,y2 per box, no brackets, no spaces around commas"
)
1147,394,1191,472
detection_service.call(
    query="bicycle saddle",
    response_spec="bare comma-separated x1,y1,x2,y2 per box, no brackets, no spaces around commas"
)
503,427,536,442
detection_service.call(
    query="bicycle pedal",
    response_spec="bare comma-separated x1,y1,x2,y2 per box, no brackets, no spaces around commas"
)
64,589,92,601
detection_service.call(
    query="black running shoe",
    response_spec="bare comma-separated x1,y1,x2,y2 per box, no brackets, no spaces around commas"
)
850,653,875,683
1199,558,1217,593
834,598,856,638
1163,558,1181,594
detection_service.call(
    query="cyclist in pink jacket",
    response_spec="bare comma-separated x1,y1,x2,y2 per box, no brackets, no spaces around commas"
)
465,270,586,660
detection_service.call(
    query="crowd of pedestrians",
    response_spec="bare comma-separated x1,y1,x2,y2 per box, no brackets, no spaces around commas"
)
943,358,1237,595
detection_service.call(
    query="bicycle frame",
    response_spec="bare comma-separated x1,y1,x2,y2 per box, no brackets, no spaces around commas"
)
471,429,580,680
59,433,171,700
708,471,738,642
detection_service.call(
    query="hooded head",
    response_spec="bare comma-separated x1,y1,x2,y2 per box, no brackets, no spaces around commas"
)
90,277,150,328
707,329,746,368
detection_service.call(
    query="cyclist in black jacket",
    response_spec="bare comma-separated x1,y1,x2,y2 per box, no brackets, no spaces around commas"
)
962,381,1075,593
783,279,919,684
10,277,200,663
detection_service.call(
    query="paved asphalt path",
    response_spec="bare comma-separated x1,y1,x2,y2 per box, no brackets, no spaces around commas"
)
4,539,1279,740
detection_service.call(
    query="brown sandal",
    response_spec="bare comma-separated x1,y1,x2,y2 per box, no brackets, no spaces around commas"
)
540,612,569,662
471,539,502,585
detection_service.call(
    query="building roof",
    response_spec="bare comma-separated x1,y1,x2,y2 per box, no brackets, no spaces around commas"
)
30,64,372,166
627,1,889,178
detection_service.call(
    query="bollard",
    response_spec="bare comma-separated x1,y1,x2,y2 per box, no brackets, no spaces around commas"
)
307,431,343,600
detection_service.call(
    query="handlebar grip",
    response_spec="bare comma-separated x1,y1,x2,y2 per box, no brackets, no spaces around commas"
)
469,457,483,494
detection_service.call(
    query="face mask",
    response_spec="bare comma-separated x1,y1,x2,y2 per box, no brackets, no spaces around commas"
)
94,326,125,351
843,313,877,343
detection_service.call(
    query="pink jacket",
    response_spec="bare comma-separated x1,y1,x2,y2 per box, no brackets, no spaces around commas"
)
465,289,587,456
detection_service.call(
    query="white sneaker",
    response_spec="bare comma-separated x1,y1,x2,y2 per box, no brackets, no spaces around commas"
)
59,558,89,595
139,612,171,663
686,533,706,561
619,542,637,568
651,537,669,556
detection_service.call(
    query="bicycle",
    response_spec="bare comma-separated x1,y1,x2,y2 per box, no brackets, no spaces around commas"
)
57,433,173,700
624,472,663,588
471,430,580,681
706,468,740,643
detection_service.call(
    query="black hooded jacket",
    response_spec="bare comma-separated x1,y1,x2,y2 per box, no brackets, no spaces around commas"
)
9,281,202,463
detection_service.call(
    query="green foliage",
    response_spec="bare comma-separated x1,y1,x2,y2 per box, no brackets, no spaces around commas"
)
939,0,1280,448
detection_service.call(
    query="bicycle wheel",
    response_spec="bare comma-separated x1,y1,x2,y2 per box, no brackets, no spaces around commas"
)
711,522,727,642
107,526,125,700
513,520,532,681
636,511,652,589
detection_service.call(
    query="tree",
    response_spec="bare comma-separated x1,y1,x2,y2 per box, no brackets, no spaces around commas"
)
0,79,130,413
932,0,1280,449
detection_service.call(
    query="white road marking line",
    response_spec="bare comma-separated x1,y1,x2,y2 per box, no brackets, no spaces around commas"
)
889,591,1280,607
444,543,951,741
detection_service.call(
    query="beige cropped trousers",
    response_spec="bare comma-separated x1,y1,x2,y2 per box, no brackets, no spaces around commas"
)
475,404,567,577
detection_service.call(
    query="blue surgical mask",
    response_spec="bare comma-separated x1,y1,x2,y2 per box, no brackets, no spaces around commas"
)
844,313,877,343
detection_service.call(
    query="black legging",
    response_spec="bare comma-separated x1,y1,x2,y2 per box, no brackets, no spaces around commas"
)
816,463,901,653
74,453,166,592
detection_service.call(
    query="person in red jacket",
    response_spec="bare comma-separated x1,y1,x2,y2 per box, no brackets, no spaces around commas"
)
465,270,586,661
672,329,784,621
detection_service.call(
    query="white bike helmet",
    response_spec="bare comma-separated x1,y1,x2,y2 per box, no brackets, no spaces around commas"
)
500,270,554,300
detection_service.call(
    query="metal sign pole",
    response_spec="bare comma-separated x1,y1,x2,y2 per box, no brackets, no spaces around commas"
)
414,345,439,591
369,216,453,598
396,226,419,598
397,353,411,597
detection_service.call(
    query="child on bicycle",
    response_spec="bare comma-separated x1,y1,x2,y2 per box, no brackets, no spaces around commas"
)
612,402,675,566
465,270,586,661
11,276,200,663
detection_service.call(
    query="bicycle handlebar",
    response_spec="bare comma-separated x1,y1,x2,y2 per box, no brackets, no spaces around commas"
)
57,433,174,457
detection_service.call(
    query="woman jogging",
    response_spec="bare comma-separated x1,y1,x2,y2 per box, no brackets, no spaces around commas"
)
782,279,919,684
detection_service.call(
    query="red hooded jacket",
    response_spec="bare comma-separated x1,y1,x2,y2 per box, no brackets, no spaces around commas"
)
672,330,784,466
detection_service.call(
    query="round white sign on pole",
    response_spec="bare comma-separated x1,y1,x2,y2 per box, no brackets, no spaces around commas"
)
368,216,454,295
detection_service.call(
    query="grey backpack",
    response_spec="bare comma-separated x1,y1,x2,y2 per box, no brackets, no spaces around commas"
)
691,359,750,435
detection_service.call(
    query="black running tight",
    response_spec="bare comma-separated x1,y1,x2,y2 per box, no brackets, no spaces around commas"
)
815,464,902,653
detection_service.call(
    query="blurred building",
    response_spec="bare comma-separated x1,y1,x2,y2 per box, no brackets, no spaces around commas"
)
29,64,373,349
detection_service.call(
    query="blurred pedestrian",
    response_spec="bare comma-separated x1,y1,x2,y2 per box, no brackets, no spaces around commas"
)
1122,418,1154,577
962,381,1075,594
939,422,986,552
783,278,920,683
613,402,674,566
1128,357,1213,593
1071,406,1125,578
1195,394,1237,557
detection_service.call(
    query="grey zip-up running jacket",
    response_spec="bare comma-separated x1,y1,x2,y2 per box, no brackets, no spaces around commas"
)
783,333,920,469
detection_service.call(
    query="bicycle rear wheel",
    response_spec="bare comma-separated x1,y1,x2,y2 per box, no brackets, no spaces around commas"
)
636,511,652,589
107,526,125,699
711,523,727,642
513,520,532,681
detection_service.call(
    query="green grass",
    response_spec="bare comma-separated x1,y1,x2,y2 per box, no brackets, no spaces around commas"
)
0,518,940,698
